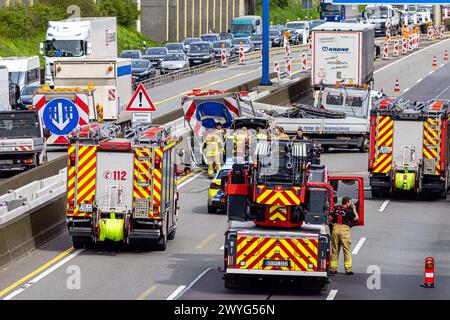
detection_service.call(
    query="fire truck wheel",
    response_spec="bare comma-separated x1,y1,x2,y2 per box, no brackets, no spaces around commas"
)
208,204,217,214
72,236,93,249
168,227,176,240
156,225,168,251
439,188,448,200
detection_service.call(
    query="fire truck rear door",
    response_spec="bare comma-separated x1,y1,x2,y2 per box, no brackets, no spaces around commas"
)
96,152,134,211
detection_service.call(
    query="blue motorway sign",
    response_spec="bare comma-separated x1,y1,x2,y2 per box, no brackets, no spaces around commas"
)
42,98,80,136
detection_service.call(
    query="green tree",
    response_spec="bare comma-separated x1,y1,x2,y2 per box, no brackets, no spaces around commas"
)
97,0,140,27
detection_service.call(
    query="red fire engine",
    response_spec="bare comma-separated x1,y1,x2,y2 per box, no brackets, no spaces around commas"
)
66,123,180,250
222,139,365,290
369,98,450,198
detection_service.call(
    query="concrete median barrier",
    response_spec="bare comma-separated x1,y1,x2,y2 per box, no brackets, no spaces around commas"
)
255,75,312,106
0,156,68,266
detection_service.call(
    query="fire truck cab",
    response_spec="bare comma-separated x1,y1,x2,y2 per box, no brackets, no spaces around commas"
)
222,139,365,290
66,123,180,250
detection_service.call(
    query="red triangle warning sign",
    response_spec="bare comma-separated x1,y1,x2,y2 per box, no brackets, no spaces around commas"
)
126,83,156,112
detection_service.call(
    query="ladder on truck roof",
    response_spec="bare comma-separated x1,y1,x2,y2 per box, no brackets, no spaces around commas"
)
69,123,121,144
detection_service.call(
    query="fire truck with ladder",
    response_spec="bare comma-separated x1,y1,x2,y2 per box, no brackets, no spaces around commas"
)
368,98,450,198
222,139,365,290
66,122,181,250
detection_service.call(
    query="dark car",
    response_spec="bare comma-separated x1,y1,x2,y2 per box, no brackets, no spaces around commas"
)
186,42,214,67
212,40,235,59
131,59,156,82
269,29,284,47
165,42,185,53
17,84,40,110
250,34,268,51
182,37,202,51
143,47,169,68
119,50,143,59
201,33,221,43
219,32,234,41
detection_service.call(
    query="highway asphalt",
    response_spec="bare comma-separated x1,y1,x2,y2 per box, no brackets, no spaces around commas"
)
1,36,450,300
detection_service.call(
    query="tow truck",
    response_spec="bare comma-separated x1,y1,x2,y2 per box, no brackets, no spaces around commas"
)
369,98,450,198
66,122,181,249
222,138,365,290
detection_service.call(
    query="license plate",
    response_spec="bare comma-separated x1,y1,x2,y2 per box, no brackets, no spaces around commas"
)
194,60,201,63
79,203,93,213
0,159,13,164
263,260,290,267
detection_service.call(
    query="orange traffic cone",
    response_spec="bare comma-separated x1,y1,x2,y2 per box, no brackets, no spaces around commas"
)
394,79,400,92
445,50,448,61
432,56,438,67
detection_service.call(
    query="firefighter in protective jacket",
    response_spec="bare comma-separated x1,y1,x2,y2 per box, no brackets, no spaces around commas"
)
330,196,359,275
204,130,224,178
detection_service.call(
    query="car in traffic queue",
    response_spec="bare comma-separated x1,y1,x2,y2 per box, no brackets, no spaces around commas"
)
17,84,40,110
186,41,214,67
212,40,236,60
282,27,300,45
207,162,233,213
249,34,268,51
231,37,254,53
201,33,221,43
131,59,156,82
269,29,284,47
219,32,234,41
143,47,169,69
182,37,202,52
165,42,185,53
285,20,310,44
119,49,143,59
160,53,189,74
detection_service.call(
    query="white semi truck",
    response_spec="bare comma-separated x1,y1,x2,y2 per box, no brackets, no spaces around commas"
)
41,17,117,85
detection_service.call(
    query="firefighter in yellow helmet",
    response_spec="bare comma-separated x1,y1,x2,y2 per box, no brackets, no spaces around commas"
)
330,196,359,275
203,130,223,178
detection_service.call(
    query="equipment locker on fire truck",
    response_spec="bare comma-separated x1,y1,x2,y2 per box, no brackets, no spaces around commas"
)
66,123,180,249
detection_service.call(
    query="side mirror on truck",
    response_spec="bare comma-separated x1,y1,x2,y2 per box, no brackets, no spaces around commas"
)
328,176,365,227
86,42,92,55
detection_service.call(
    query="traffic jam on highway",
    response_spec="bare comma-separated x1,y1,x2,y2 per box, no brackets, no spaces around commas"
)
1,2,450,307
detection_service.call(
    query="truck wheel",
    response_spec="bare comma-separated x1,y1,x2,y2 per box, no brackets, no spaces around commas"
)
224,277,239,289
72,236,94,249
439,188,448,200
168,227,176,240
371,188,381,198
156,223,168,251
359,137,369,153
207,204,217,214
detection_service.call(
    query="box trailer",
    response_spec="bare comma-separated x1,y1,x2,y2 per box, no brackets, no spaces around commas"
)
311,22,375,88
53,59,132,122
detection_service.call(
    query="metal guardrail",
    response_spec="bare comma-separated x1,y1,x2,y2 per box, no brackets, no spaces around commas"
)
0,169,66,225
138,44,309,90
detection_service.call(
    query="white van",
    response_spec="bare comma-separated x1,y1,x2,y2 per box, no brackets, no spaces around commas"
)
0,56,41,90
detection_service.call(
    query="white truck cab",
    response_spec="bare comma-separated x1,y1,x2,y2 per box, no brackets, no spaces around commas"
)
364,5,401,36
285,21,310,44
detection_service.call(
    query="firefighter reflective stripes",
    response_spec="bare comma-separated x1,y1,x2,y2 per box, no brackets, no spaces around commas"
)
67,145,97,217
423,118,441,175
255,142,271,156
234,236,318,271
374,116,394,174
268,205,287,221
67,145,76,217
256,186,301,206
133,148,151,200
292,143,307,157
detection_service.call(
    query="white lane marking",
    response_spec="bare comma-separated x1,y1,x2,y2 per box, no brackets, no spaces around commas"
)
378,200,390,212
352,237,366,255
429,70,435,75
435,85,450,99
3,249,83,300
177,172,203,189
173,267,212,300
326,289,338,300
374,38,450,74
403,87,410,93
166,285,187,300
416,78,423,83
220,245,224,250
